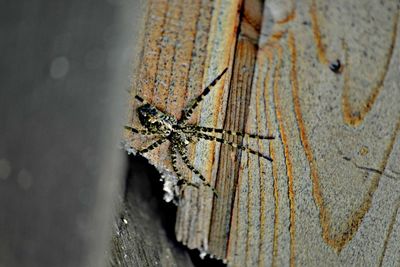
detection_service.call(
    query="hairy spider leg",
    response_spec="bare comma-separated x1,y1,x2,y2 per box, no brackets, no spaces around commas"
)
195,132,273,162
181,68,228,122
126,95,157,135
188,125,275,140
170,146,200,189
124,125,157,135
137,138,167,154
176,146,219,197
134,95,148,104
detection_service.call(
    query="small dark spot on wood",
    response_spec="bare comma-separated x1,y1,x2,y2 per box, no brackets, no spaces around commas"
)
329,59,342,73
343,156,351,161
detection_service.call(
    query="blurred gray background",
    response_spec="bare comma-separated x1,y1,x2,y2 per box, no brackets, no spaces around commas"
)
0,1,145,266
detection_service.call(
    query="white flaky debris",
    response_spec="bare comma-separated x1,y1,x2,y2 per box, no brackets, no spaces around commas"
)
120,140,138,155
199,251,207,260
160,171,179,203
121,141,181,203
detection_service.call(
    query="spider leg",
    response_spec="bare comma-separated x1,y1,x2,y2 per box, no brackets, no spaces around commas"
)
188,125,275,140
170,146,199,190
134,95,148,104
137,138,167,154
124,125,157,136
195,132,273,162
178,150,218,197
181,68,228,122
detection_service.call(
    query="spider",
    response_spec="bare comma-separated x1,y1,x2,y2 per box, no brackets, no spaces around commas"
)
125,68,274,196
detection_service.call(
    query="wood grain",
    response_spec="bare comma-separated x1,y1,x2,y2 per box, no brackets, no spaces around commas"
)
125,0,400,265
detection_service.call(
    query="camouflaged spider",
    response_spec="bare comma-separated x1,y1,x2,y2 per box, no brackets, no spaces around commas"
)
125,68,274,196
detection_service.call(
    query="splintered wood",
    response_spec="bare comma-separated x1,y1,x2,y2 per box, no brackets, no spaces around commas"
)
125,0,400,266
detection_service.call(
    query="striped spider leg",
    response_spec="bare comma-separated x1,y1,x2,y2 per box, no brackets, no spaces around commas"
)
126,67,274,197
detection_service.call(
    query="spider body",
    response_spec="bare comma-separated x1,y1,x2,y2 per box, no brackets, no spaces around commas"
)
138,103,177,136
126,68,274,196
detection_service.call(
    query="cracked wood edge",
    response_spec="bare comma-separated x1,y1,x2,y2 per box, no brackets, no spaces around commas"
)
109,157,194,267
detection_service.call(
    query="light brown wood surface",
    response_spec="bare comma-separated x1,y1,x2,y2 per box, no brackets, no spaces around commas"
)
124,0,400,266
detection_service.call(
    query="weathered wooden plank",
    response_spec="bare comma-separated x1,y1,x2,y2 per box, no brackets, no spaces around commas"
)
125,0,400,266
226,0,400,266
208,0,263,259
124,0,241,252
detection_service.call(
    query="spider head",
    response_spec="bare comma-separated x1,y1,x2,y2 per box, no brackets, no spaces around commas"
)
138,104,159,128
137,104,176,135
